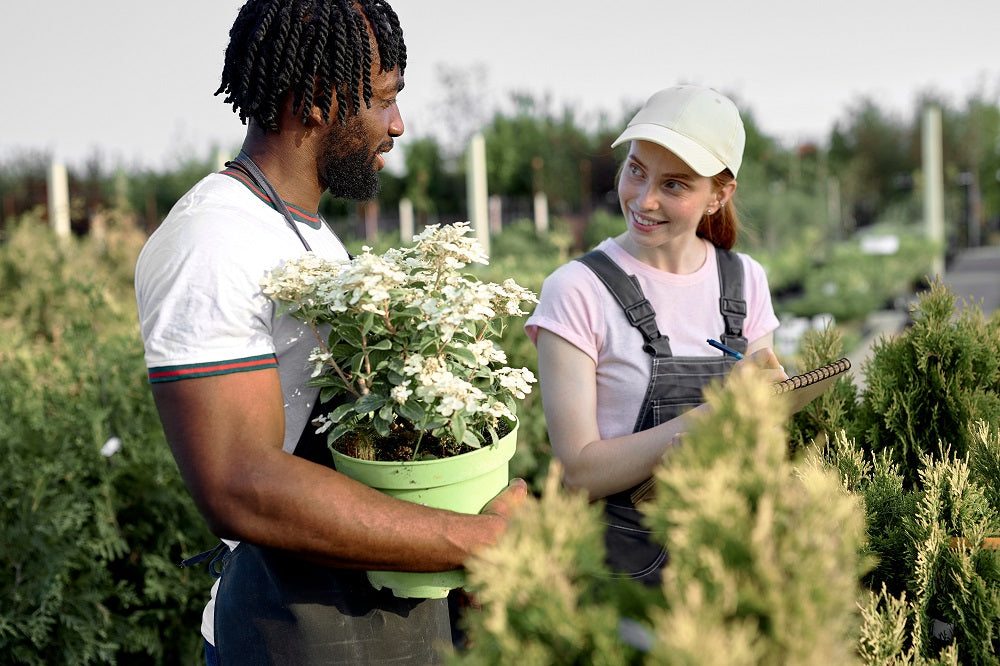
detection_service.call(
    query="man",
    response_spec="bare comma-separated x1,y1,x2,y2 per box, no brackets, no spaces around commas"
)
134,1,527,663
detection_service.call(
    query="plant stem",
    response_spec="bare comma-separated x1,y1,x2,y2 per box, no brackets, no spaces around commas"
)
308,320,361,398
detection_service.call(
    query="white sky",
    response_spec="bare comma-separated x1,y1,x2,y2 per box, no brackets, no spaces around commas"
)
1,1,998,172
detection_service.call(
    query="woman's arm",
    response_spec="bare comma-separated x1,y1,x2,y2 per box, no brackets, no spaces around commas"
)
536,329,783,501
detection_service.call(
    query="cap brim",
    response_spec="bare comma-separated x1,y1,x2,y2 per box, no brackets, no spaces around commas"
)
612,124,726,177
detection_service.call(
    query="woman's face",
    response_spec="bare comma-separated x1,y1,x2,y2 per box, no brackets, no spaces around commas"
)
617,140,728,251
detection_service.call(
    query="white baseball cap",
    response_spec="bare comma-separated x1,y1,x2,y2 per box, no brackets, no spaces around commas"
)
612,85,746,177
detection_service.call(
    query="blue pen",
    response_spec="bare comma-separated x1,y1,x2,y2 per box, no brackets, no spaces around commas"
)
707,338,743,360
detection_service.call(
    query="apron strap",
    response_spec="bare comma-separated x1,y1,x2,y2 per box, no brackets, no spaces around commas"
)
226,151,314,252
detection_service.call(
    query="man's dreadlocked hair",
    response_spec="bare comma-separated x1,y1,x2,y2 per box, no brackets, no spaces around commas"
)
216,0,406,132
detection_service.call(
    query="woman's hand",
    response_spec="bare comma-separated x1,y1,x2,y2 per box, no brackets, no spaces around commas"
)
740,347,788,382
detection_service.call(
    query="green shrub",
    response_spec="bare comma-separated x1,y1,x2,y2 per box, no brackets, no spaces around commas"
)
851,280,1000,488
785,325,860,454
0,217,214,664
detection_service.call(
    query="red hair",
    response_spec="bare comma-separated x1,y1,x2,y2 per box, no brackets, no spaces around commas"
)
696,170,739,250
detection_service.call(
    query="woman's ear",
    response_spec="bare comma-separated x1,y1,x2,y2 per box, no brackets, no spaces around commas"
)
717,179,738,207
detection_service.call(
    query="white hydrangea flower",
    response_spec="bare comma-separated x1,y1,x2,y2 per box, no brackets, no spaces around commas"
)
390,384,413,404
261,220,539,458
495,367,537,399
468,339,506,366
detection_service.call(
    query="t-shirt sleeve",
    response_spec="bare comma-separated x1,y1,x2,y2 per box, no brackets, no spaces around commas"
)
740,253,781,343
135,220,279,383
523,261,605,364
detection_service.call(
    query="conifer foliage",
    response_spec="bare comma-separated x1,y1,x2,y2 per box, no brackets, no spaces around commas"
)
852,280,1000,488
456,282,1000,665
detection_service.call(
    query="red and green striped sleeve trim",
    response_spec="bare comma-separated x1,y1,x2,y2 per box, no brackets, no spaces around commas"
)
219,167,322,229
147,354,278,383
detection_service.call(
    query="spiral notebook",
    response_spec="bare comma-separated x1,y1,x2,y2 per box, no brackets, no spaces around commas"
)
630,358,853,504
772,357,852,414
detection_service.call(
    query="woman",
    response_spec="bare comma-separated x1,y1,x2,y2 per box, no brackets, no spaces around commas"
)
525,84,784,585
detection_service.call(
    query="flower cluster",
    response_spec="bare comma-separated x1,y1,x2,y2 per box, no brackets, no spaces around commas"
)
262,222,537,460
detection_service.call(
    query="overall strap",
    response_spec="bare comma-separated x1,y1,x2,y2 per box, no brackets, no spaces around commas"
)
715,247,748,353
576,250,672,357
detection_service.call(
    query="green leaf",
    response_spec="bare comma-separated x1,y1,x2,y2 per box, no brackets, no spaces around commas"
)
373,414,391,438
462,429,483,449
447,344,478,367
360,311,376,335
397,400,425,424
350,352,366,375
339,327,364,348
326,422,353,445
353,393,386,415
320,386,349,403
368,338,393,351
450,412,467,444
329,401,357,422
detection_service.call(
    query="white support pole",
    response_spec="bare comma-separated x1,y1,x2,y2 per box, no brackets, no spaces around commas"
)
466,132,489,256
533,191,549,235
47,162,71,239
922,106,946,279
399,197,414,242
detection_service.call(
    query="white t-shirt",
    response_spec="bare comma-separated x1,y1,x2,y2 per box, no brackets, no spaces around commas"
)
524,237,779,441
135,171,350,644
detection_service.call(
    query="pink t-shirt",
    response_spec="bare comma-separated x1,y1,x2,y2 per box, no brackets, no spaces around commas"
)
524,237,779,440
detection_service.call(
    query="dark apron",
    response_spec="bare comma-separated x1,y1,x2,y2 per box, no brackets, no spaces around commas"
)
181,153,452,664
209,399,452,665
576,248,747,586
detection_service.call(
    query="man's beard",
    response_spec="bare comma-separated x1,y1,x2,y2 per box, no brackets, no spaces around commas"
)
320,148,381,201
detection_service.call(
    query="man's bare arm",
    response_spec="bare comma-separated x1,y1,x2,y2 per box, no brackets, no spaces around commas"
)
153,368,526,571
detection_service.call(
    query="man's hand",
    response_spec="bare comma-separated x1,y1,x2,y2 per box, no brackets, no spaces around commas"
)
480,478,529,522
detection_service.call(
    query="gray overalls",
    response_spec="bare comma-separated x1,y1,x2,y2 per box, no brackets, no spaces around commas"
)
576,247,747,586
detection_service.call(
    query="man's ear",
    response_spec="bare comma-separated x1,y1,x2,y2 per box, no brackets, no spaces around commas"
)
304,80,341,127
305,103,327,127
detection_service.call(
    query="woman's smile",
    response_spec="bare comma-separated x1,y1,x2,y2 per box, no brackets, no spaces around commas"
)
630,210,667,229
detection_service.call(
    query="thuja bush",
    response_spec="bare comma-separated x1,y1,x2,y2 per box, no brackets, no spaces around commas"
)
452,467,642,665
851,280,1000,488
455,370,869,665
829,426,1000,665
0,217,214,664
643,369,868,665
785,324,859,454
811,282,1000,664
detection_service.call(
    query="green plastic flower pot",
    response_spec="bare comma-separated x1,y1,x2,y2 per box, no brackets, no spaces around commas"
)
331,420,518,598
